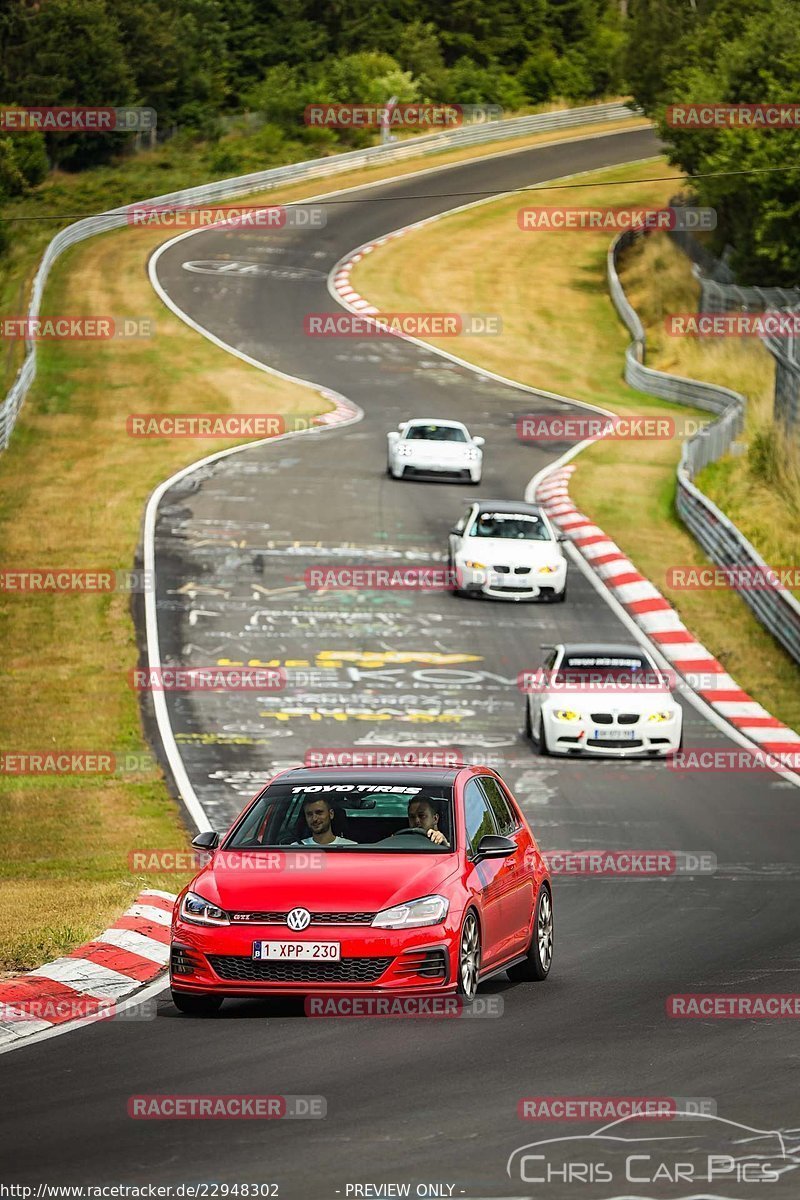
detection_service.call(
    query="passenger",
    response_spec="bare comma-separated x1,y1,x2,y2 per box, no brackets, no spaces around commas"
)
407,797,448,846
298,797,357,847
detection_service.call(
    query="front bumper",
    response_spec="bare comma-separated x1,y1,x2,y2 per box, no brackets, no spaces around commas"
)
170,920,458,997
542,710,682,756
458,561,566,600
397,456,479,479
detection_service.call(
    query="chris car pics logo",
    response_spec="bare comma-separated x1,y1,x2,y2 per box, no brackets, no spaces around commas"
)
507,1112,798,1187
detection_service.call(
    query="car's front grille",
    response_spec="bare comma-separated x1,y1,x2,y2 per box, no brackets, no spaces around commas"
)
493,585,532,592
590,713,640,725
514,567,530,575
208,955,392,983
229,911,375,925
586,737,643,748
493,564,511,573
405,467,469,478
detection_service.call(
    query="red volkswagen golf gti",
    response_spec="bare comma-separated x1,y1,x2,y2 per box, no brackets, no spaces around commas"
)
170,766,553,1014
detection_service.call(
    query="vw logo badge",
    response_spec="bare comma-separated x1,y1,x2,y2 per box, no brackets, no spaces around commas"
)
287,907,311,932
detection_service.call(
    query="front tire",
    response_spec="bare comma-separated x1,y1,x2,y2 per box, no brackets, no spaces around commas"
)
535,712,550,756
171,990,223,1016
663,724,684,759
456,910,481,999
507,886,553,982
448,552,465,598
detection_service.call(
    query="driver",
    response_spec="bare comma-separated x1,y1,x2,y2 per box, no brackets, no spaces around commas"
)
297,797,356,847
407,797,448,846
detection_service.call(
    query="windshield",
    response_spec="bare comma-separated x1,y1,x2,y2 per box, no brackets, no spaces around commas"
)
404,424,467,442
468,512,551,540
553,653,665,688
226,781,455,852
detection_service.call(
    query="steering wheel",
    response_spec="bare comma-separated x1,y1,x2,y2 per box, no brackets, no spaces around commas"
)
391,826,433,838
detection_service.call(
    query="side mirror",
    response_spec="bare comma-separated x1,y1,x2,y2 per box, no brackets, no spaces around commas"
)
557,534,567,543
473,436,485,447
387,430,400,441
191,830,219,851
474,834,516,861
449,526,463,537
398,421,408,431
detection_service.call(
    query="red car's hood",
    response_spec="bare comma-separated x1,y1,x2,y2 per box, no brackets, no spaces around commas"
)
190,850,460,913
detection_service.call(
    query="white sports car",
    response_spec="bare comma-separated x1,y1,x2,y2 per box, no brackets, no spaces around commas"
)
387,418,483,483
524,642,683,757
448,500,567,601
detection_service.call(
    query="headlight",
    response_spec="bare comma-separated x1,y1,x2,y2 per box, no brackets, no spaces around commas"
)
554,709,581,722
180,890,229,926
538,564,561,574
372,894,449,929
464,559,487,570
647,711,676,723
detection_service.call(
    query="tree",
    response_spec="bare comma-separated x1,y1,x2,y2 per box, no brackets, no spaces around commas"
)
653,0,800,282
6,0,135,167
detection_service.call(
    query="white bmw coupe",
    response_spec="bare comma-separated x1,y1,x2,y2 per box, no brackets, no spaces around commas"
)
448,500,567,602
524,642,683,757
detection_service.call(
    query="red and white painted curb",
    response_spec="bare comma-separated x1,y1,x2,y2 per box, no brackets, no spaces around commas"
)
0,889,176,1046
312,389,358,426
536,465,800,760
332,229,416,314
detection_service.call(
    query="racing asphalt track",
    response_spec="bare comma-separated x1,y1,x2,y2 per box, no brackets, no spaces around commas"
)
3,127,800,1199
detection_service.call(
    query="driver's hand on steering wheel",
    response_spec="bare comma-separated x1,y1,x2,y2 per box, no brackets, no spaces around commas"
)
426,828,447,845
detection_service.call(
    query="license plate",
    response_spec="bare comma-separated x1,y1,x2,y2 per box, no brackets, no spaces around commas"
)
593,729,636,740
253,941,340,961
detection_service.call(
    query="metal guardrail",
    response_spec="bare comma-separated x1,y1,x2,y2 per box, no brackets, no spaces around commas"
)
0,100,636,451
608,227,800,665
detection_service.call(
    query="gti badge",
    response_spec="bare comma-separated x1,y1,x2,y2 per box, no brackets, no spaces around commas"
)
287,907,312,931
